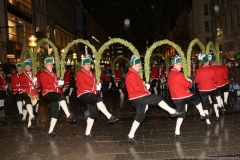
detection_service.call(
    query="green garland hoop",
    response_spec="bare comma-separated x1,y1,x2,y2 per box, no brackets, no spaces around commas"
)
186,38,205,77
111,56,130,74
33,38,59,76
20,48,34,72
145,39,186,83
98,38,140,82
206,41,220,65
151,53,169,70
60,39,97,80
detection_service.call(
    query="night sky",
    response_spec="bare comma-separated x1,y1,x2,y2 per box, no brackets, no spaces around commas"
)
82,0,192,52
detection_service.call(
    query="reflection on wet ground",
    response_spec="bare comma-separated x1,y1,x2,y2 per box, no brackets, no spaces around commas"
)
1,90,240,159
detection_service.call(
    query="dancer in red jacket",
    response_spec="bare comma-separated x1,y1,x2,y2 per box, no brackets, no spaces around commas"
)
40,57,76,137
195,54,223,123
76,55,119,140
19,60,37,129
125,55,183,142
150,62,159,94
210,56,227,114
167,55,208,138
11,63,27,121
0,68,7,110
63,66,71,106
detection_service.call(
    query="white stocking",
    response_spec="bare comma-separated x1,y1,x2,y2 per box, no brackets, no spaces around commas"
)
85,118,94,135
96,101,111,119
128,120,140,138
175,118,183,135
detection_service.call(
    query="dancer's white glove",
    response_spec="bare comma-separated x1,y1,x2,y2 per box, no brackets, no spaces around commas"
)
145,83,150,90
97,83,102,91
58,80,64,86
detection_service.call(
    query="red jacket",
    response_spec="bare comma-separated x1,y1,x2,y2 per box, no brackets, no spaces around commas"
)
114,69,122,81
100,71,104,83
159,67,166,79
36,71,41,89
76,68,97,97
210,64,227,88
125,68,151,100
167,68,192,99
19,72,38,96
219,65,229,85
195,65,218,91
0,75,6,90
64,70,71,87
150,66,159,79
191,63,199,77
40,69,63,96
11,73,21,94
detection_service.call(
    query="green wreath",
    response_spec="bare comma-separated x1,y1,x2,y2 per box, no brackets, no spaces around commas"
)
145,39,186,83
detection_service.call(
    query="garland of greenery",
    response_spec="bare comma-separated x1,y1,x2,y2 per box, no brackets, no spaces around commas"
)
215,42,220,65
112,56,130,74
98,38,140,82
33,38,60,76
186,38,205,77
20,48,34,72
145,39,186,83
150,53,169,70
37,54,43,72
61,39,97,80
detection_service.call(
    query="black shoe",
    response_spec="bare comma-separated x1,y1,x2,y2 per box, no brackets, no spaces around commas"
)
200,114,209,120
108,116,119,123
85,134,95,140
33,111,38,116
27,126,33,130
221,108,226,115
223,102,228,108
67,115,76,123
216,116,219,121
22,119,26,124
48,132,57,137
31,118,36,125
207,123,211,128
174,133,185,138
170,110,184,117
127,136,138,143
19,113,23,119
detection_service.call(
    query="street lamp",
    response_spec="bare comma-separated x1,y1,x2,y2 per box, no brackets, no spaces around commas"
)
28,35,37,52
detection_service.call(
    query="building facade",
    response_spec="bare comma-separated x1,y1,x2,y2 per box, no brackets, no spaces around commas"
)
0,0,82,64
211,0,240,53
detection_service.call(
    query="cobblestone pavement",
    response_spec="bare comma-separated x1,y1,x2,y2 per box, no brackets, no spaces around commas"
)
1,89,240,160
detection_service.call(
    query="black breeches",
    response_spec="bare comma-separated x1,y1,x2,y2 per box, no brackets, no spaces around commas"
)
19,93,32,105
51,102,60,119
78,93,102,119
173,95,201,118
200,89,219,110
131,94,163,123
0,90,6,99
14,93,23,102
43,92,66,102
63,86,70,96
134,104,146,123
150,79,158,88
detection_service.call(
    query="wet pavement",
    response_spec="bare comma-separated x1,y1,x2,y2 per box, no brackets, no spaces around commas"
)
1,89,240,160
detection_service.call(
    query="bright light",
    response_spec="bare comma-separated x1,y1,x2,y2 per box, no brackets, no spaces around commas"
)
28,35,37,41
124,19,130,26
28,41,37,47
214,5,219,12
92,36,100,42
72,53,77,59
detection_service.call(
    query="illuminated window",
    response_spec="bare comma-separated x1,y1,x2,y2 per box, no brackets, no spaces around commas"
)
8,13,32,43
